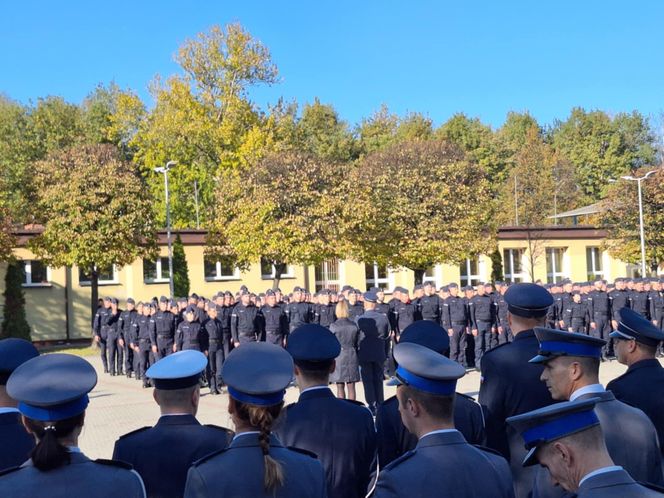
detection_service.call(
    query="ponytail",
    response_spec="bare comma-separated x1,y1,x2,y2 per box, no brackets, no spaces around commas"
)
24,414,84,471
235,400,285,494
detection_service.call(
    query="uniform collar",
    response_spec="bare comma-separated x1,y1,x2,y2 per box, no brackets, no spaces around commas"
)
570,384,604,402
416,429,466,448
627,358,662,373
156,414,200,426
578,467,630,490
230,432,283,448
0,407,20,415
299,386,333,400
419,428,459,440
513,329,536,341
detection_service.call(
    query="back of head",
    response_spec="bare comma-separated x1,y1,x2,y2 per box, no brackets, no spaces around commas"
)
24,414,85,471
335,299,349,319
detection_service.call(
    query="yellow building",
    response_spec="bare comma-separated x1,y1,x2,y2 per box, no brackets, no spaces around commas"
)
0,225,642,342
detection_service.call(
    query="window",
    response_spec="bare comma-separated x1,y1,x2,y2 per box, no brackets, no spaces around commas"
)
143,257,171,283
315,259,340,292
586,247,603,281
365,262,389,290
423,266,437,285
546,248,566,283
503,249,525,283
460,258,481,286
79,264,118,285
204,256,239,281
260,258,294,279
22,260,50,286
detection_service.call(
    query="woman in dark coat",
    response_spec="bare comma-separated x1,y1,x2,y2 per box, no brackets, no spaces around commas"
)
329,300,363,400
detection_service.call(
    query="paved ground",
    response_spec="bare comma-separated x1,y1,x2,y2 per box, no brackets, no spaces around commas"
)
78,353,632,459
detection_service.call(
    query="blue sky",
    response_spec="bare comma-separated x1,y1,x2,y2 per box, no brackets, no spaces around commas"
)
1,1,662,128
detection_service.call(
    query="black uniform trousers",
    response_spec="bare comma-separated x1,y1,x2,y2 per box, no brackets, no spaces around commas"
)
137,340,152,385
124,342,134,375
207,339,224,393
570,319,587,334
155,336,174,360
591,313,611,356
107,332,124,375
474,320,493,368
450,323,467,367
98,335,109,372
360,361,384,415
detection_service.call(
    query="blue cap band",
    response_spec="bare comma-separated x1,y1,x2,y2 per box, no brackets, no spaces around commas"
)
18,395,89,422
395,366,456,396
522,409,599,449
539,340,602,358
227,386,285,407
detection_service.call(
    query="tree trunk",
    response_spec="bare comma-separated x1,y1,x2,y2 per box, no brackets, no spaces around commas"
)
272,262,287,291
413,268,425,285
90,268,99,330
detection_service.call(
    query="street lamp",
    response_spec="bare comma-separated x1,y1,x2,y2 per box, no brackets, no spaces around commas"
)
612,169,658,277
154,160,177,298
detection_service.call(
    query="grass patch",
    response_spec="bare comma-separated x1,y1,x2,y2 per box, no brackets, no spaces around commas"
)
38,341,98,357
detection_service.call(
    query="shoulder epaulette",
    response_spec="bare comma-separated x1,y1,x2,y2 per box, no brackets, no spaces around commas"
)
640,481,664,493
341,398,366,407
117,426,150,439
204,424,235,437
95,458,134,470
473,444,504,458
383,449,417,471
455,392,479,403
482,341,510,356
287,446,319,459
0,465,21,477
191,447,229,467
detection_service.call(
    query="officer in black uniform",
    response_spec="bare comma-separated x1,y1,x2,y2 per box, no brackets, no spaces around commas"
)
495,282,512,344
203,305,224,394
133,302,154,387
285,287,313,333
106,298,124,376
347,289,365,321
557,280,574,329
546,283,560,329
376,321,486,468
275,324,377,498
118,298,137,378
478,283,556,498
632,280,651,319
443,283,469,367
151,296,176,360
175,306,209,355
93,296,112,373
418,282,441,324
562,291,590,334
314,289,336,329
231,290,260,346
0,339,39,471
389,287,416,339
374,288,390,317
588,279,611,357
470,283,497,368
650,280,664,332
113,350,233,498
260,289,288,345
218,291,234,358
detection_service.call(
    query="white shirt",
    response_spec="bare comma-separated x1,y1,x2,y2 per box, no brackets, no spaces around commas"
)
419,429,459,440
0,407,20,415
579,466,623,486
300,385,331,395
569,384,605,402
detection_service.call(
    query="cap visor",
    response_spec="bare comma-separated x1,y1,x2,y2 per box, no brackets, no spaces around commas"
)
386,376,404,387
609,330,633,340
522,446,539,467
528,355,549,364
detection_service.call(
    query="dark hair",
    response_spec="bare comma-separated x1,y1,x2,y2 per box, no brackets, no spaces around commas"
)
294,359,334,384
234,400,285,493
400,385,455,421
24,413,85,471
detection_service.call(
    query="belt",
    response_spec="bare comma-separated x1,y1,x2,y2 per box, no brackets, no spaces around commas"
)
452,321,467,325
157,335,173,339
593,312,609,316
209,338,221,343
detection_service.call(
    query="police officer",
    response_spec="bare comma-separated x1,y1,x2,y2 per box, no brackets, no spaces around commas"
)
133,302,154,388
508,399,664,497
631,280,651,319
285,287,313,332
588,280,611,357
151,296,176,360
314,289,336,329
478,283,555,498
532,327,663,491
376,321,486,467
374,288,390,317
183,343,327,497
175,306,209,354
106,298,124,376
275,324,377,498
231,290,260,346
374,342,514,498
0,339,39,470
495,282,512,344
203,305,224,395
118,298,138,378
260,290,288,345
557,280,574,329
113,350,233,498
347,289,365,321
418,281,441,324
650,280,664,332
547,283,561,329
0,354,146,497
469,283,497,367
389,287,417,339
93,296,112,373
443,283,470,367
607,308,664,457
219,291,234,358
563,291,590,334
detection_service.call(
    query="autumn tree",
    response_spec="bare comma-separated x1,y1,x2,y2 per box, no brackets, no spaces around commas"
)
602,166,664,274
1,261,31,341
343,140,495,283
29,144,157,323
172,234,190,298
207,151,345,289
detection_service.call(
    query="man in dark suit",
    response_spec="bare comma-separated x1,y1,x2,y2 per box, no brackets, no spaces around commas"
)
376,320,485,467
0,338,39,470
530,327,663,496
113,350,233,498
509,399,664,498
374,342,514,498
275,324,377,498
478,283,556,498
607,308,664,456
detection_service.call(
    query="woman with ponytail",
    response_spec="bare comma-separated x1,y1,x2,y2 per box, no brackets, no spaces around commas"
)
184,342,327,498
0,354,146,498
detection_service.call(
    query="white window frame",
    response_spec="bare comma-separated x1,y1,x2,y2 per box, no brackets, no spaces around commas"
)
460,258,481,286
315,259,340,292
586,247,604,280
22,260,52,287
546,248,566,283
503,249,526,283
204,258,240,281
79,265,119,286
365,262,390,290
260,258,295,280
144,257,171,284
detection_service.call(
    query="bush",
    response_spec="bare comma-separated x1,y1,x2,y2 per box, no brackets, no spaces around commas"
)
173,234,190,298
1,261,31,340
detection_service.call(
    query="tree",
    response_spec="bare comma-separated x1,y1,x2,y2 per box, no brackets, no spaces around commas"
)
490,249,504,283
208,151,345,289
602,166,664,274
343,140,495,283
296,99,358,162
1,260,31,340
356,104,399,155
29,144,157,324
172,234,190,298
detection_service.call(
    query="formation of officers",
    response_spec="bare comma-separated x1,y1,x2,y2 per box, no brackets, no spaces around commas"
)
1,278,664,497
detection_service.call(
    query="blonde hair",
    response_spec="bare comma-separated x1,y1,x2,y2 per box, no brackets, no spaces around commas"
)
336,299,349,319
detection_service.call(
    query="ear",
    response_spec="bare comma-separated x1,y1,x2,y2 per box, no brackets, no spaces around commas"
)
569,361,584,382
227,396,236,415
21,415,33,435
192,385,201,408
552,441,573,467
329,360,337,375
628,340,638,354
152,388,159,405
293,364,301,377
507,312,513,328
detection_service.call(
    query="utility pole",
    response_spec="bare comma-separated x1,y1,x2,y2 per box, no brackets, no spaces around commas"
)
154,160,177,298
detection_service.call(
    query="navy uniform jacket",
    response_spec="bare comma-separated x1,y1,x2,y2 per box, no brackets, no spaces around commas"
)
375,393,486,467
259,304,288,341
113,414,232,498
274,387,376,498
631,291,651,319
0,451,146,498
348,302,365,322
0,410,34,471
374,430,515,498
151,310,176,341
230,303,260,343
183,433,327,498
356,310,390,363
608,359,664,455
285,302,313,332
418,295,441,323
609,289,631,321
470,294,496,328
478,329,557,498
389,301,416,336
576,468,664,497
118,309,137,342
315,303,337,328
587,290,611,317
175,321,209,352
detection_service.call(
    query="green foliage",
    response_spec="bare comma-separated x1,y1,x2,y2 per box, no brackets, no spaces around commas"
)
357,104,399,155
172,234,190,298
1,261,31,341
490,248,504,283
297,99,358,162
343,140,495,273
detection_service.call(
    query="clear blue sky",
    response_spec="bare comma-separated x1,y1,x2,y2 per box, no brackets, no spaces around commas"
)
1,1,662,128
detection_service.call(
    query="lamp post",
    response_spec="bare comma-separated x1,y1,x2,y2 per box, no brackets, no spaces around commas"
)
154,160,177,298
616,170,658,277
